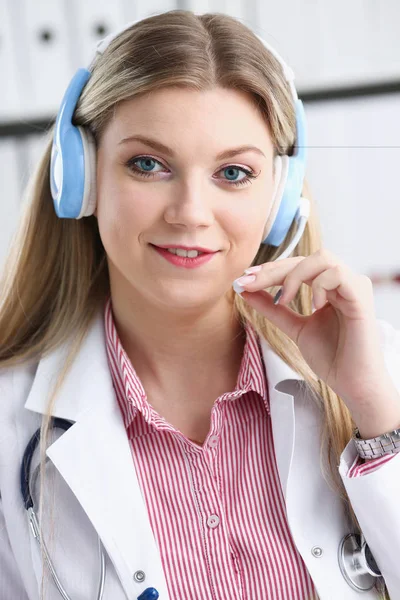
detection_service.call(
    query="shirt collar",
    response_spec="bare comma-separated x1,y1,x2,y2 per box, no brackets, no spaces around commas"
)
104,295,269,434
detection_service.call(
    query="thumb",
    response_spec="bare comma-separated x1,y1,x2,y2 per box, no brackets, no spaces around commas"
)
241,289,305,343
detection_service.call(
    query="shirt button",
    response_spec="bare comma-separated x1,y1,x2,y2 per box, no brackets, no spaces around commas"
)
208,435,218,448
311,546,323,557
207,515,220,528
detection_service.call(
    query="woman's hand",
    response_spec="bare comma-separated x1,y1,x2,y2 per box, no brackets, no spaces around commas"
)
233,248,400,435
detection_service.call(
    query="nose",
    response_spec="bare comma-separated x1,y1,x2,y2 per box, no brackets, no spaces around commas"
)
163,175,215,231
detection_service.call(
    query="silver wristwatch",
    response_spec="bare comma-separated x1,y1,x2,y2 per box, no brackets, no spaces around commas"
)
353,427,400,459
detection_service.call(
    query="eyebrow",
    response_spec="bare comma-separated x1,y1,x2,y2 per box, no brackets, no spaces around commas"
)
118,134,266,160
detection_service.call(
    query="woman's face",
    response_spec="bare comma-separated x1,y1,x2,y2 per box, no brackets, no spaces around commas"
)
95,86,276,311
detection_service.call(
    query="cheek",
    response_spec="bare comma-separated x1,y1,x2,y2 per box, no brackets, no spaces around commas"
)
96,163,153,251
223,196,270,246
99,198,150,264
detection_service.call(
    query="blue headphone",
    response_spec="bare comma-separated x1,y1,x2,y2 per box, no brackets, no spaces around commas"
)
50,17,310,258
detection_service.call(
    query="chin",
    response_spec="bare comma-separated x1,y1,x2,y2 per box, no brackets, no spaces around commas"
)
157,286,224,309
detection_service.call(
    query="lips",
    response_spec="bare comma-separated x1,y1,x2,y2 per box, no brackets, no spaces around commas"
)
151,244,217,254
151,244,217,269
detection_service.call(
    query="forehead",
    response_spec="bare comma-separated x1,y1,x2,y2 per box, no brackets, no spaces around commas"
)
103,86,274,159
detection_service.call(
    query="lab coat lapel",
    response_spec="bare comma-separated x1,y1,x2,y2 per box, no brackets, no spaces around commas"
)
24,310,305,599
24,312,170,599
259,337,304,501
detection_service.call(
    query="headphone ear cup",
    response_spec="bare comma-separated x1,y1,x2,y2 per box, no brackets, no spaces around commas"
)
77,126,97,218
262,155,288,242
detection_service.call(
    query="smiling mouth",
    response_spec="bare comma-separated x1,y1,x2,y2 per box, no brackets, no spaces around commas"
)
150,244,218,268
152,246,206,257
150,244,217,255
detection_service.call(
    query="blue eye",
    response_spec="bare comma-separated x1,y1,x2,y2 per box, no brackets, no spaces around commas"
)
221,166,253,186
132,157,162,173
125,156,259,187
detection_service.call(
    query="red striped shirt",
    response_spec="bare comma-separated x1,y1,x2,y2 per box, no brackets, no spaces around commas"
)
104,296,392,598
349,450,395,476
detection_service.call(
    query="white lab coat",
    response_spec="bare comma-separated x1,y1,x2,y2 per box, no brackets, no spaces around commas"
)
1,310,400,600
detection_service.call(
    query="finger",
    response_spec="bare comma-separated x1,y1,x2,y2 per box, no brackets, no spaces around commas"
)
274,252,346,305
241,289,307,343
235,256,306,293
311,268,375,316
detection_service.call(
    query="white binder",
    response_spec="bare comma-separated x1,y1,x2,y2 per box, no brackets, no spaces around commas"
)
122,0,177,22
69,0,126,70
0,139,21,270
184,0,213,15
16,133,50,194
183,0,253,37
14,0,74,120
26,134,49,178
226,0,248,24
0,0,24,121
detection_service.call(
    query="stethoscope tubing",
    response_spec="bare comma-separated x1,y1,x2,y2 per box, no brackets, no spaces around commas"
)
28,505,106,600
21,418,106,600
20,417,72,510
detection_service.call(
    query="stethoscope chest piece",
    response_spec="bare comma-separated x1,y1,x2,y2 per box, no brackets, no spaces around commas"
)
338,533,382,592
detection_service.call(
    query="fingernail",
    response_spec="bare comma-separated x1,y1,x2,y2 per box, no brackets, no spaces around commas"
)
235,275,256,286
273,287,283,305
244,265,262,274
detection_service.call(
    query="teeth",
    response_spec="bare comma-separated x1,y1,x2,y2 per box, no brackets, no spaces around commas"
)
167,248,201,258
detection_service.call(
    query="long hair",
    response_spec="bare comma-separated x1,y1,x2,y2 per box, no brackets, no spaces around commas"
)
0,10,388,599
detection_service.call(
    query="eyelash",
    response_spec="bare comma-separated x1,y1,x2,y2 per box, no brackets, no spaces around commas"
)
125,156,258,187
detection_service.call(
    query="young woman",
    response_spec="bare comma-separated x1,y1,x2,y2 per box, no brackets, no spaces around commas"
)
0,10,399,600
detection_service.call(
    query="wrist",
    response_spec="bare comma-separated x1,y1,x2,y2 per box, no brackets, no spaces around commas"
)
349,383,400,439
356,419,400,440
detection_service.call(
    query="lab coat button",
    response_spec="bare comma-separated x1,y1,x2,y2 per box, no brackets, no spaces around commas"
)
207,514,220,528
311,546,323,557
133,570,146,582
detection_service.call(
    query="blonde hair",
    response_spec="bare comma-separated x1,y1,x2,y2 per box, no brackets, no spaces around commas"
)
0,10,389,599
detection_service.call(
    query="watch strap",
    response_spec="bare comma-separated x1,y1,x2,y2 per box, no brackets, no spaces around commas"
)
353,427,400,459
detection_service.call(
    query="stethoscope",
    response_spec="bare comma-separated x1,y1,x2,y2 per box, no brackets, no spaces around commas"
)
338,532,383,592
21,418,384,597
20,417,159,600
